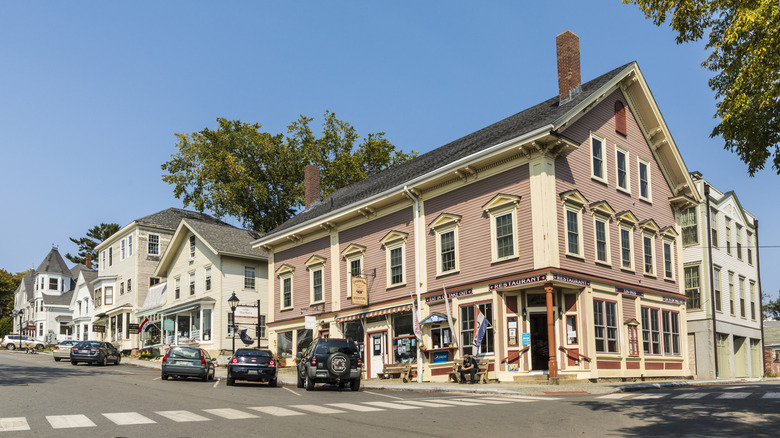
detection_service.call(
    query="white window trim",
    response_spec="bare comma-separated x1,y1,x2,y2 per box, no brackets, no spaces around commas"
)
615,145,630,194
204,266,212,291
593,215,612,266
305,255,327,304
590,133,607,183
148,233,160,256
484,194,521,263
620,225,635,272
430,213,462,277
244,266,257,290
638,158,652,202
341,244,366,298
189,235,196,260
188,271,196,296
120,239,126,261
380,231,408,288
564,206,584,259
277,264,295,310
662,239,675,280
642,233,657,277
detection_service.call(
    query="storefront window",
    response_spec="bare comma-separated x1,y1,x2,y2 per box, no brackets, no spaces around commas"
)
297,328,313,355
430,325,451,349
277,331,293,356
202,309,212,342
344,321,364,360
459,303,494,355
177,314,191,343
393,313,417,363
190,310,201,343
566,315,577,344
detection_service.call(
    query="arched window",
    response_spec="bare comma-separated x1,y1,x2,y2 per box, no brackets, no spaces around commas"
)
615,100,627,135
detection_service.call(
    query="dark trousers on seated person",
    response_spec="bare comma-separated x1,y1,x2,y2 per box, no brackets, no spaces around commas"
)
460,368,477,382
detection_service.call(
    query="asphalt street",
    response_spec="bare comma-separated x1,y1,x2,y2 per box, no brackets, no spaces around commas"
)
1,351,779,437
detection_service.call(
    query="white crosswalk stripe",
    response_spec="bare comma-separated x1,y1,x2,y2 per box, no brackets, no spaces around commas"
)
598,393,634,399
453,398,513,404
0,417,29,432
46,414,96,429
397,400,451,408
364,401,421,410
631,393,671,400
103,412,157,425
248,406,304,416
673,393,708,399
424,399,482,406
762,392,780,399
202,408,258,419
156,410,211,422
487,395,562,401
327,403,385,412
717,392,750,399
289,404,345,414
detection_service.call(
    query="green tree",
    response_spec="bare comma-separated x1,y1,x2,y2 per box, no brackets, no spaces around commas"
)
624,0,780,175
764,292,780,319
0,269,27,318
65,223,120,269
161,112,417,232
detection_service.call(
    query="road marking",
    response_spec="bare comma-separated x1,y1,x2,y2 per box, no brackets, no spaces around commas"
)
156,410,211,422
424,399,482,406
212,379,220,389
46,414,96,429
103,412,156,425
289,404,346,414
249,406,304,417
717,392,750,399
486,395,562,401
363,390,404,400
598,393,634,399
631,393,670,400
397,400,451,408
364,401,421,410
673,393,708,399
203,408,258,419
762,392,780,399
283,387,301,396
454,397,513,404
0,417,29,431
327,403,385,412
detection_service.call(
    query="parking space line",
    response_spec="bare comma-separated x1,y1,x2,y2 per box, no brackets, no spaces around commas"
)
283,387,302,396
363,390,404,400
212,379,220,388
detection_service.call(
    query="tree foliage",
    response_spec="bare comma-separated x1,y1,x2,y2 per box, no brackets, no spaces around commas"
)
0,269,27,318
624,0,780,175
161,112,417,232
764,292,780,320
65,223,120,269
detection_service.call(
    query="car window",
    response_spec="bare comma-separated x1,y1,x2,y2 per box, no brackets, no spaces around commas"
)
169,347,199,359
315,340,357,355
75,341,101,349
236,350,272,358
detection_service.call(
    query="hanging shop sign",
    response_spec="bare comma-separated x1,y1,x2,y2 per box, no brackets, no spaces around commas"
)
163,319,175,331
92,325,105,333
489,275,547,291
351,276,368,306
127,323,139,331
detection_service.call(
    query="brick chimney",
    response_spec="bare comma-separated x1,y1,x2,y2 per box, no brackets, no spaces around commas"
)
85,253,92,270
304,164,321,209
556,30,581,103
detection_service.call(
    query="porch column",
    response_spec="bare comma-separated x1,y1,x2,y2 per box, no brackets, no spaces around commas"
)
545,283,559,379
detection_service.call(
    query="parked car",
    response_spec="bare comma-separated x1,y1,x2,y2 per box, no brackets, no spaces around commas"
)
161,346,215,382
70,341,121,366
296,337,362,391
226,348,277,387
52,340,78,361
1,334,43,351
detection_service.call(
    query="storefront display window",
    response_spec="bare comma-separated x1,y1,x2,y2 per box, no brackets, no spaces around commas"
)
296,328,312,355
430,325,451,349
277,331,293,356
393,313,417,363
202,309,212,341
460,303,494,355
344,321,364,360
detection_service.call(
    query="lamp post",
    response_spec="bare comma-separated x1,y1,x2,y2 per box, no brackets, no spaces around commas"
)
11,310,22,350
228,292,240,354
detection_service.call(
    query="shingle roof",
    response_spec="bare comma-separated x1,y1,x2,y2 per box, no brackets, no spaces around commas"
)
42,290,73,306
185,218,266,259
36,248,71,276
133,208,226,231
79,270,98,297
266,62,632,237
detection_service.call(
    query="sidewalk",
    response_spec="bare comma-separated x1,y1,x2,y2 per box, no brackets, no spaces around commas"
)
119,356,767,396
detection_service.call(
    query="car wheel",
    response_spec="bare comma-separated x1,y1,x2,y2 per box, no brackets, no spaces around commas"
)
202,372,209,382
297,370,304,388
71,361,78,366
268,378,277,387
161,372,169,380
226,371,234,386
7,344,15,351
350,378,361,392
35,344,44,351
115,356,121,365
305,374,314,391
101,356,108,366
54,357,61,362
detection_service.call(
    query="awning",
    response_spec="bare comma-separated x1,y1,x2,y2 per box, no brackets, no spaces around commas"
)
336,304,411,322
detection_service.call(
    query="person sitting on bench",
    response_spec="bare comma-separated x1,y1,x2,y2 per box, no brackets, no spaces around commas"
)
458,354,478,384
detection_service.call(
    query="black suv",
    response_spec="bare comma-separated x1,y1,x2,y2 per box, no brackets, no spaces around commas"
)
296,337,362,391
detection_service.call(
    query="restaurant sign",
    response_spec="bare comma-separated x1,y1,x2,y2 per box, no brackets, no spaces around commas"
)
552,274,590,287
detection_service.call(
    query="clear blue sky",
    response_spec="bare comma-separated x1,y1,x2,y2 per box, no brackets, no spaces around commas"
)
1,2,777,303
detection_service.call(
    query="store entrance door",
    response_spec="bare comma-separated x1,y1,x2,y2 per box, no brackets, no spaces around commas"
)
369,332,386,378
530,313,549,371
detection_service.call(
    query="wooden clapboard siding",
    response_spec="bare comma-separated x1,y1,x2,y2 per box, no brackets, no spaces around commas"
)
273,236,330,321
556,89,677,294
338,207,416,311
424,164,532,286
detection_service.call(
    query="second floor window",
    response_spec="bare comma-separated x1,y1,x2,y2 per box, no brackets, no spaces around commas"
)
440,230,456,273
595,218,609,263
663,240,673,279
189,272,195,295
685,266,701,310
244,266,256,290
282,277,292,308
312,269,323,302
591,135,605,180
205,267,211,291
148,234,160,255
104,286,113,305
643,235,654,275
566,209,581,256
390,247,404,285
714,267,722,312
681,208,697,245
495,212,515,259
175,278,180,300
621,227,633,270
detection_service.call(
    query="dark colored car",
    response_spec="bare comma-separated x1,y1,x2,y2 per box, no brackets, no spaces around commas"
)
161,346,215,382
296,337,362,391
226,348,278,387
70,341,121,366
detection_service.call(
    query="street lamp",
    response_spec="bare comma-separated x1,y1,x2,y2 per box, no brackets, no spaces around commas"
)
228,292,240,353
11,310,22,350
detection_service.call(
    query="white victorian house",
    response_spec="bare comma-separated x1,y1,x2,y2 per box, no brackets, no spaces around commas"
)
69,267,98,341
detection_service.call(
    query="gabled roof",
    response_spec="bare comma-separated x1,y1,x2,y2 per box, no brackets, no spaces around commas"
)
35,248,71,277
259,63,633,240
42,290,73,306
134,208,225,231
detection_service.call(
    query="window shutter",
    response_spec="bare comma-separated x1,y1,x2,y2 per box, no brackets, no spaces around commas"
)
615,101,627,135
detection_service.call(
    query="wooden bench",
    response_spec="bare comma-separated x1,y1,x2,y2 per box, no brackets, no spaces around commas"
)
449,359,491,384
379,362,412,382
